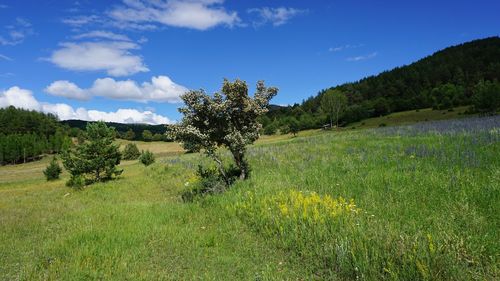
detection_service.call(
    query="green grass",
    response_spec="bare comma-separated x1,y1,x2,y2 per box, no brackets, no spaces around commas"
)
1,118,498,280
349,106,472,129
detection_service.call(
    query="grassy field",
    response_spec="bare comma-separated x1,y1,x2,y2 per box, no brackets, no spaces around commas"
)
349,106,472,129
1,116,499,280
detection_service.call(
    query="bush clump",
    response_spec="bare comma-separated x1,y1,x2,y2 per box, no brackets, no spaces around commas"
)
181,164,241,202
122,143,141,160
139,150,155,166
66,174,85,188
43,157,62,181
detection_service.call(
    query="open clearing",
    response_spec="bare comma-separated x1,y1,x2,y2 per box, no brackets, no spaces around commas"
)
1,117,499,280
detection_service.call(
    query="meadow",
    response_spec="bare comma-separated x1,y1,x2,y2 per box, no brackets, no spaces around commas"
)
1,116,499,280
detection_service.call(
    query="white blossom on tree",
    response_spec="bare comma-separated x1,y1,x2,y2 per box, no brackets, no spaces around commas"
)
169,79,278,181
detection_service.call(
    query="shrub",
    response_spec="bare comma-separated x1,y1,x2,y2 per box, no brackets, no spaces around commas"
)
181,164,240,202
139,150,155,166
66,174,85,188
122,143,141,160
43,157,62,181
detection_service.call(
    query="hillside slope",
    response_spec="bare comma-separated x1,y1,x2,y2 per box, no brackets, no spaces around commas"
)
266,37,500,129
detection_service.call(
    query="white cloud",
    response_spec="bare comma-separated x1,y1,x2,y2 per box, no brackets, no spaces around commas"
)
346,52,378,62
47,41,149,76
109,0,240,30
0,54,12,61
329,44,364,52
45,80,89,100
45,75,187,103
1,86,173,124
61,15,101,27
0,17,33,46
0,87,41,110
73,30,131,41
248,7,305,27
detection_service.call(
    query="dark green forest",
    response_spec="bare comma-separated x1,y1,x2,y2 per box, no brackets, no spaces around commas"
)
0,107,71,164
61,120,171,142
262,37,500,133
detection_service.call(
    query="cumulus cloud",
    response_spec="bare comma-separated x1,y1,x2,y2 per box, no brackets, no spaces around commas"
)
346,52,378,62
109,0,240,30
0,86,173,124
47,41,149,76
45,80,89,100
45,75,187,103
248,7,306,27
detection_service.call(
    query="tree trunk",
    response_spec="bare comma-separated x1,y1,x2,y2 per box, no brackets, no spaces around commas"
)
232,150,247,180
209,153,229,186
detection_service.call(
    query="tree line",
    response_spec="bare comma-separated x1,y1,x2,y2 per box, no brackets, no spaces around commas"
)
61,120,172,142
0,107,72,165
261,37,500,134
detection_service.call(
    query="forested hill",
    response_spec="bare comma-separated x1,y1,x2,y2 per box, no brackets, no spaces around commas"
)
0,107,71,164
61,120,170,141
264,37,500,132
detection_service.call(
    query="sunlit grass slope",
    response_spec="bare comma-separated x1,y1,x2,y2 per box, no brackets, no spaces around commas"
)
1,116,498,280
349,106,472,129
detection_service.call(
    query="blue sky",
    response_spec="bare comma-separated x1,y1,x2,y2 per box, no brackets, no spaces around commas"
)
1,0,499,124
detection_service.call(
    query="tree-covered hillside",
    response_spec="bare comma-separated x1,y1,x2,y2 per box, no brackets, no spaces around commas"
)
0,106,71,164
263,37,500,132
61,120,171,142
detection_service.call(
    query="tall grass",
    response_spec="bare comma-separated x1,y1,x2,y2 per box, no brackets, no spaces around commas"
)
0,116,498,280
222,116,499,280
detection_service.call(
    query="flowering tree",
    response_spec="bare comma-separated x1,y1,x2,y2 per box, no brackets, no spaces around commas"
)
169,79,278,181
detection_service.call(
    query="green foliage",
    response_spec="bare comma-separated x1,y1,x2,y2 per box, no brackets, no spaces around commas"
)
124,129,135,141
62,122,122,186
286,118,300,136
472,80,500,113
142,130,153,142
431,83,466,110
43,157,62,181
66,174,85,189
122,143,141,160
62,120,171,141
320,89,348,127
263,121,278,135
181,165,241,202
0,107,71,165
152,133,167,141
139,150,155,166
169,79,277,182
0,106,59,136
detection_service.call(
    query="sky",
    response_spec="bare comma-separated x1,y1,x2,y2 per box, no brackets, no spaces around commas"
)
1,0,499,124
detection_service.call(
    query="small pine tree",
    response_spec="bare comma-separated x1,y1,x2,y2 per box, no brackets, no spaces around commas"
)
62,122,122,186
44,157,62,181
122,143,141,160
139,150,155,166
